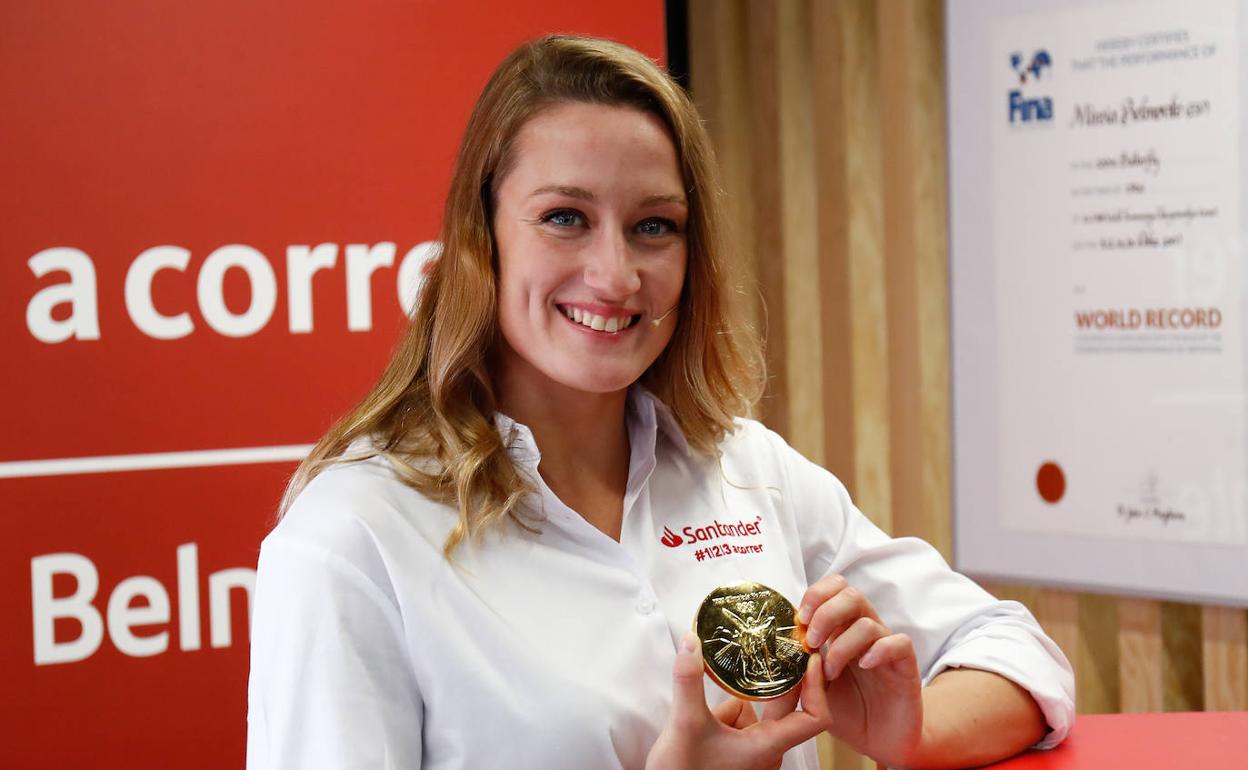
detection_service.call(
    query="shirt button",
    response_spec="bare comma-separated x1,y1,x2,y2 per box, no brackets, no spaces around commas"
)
635,597,656,615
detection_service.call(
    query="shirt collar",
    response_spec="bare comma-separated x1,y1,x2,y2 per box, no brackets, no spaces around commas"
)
492,386,691,469
492,413,541,467
628,386,690,457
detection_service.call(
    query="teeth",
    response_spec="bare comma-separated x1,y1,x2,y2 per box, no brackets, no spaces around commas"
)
560,307,637,333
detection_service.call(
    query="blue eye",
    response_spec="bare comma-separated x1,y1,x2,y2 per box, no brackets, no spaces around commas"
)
637,218,678,236
543,210,583,227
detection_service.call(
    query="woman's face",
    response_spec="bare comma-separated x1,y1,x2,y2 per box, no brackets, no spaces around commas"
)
492,102,688,399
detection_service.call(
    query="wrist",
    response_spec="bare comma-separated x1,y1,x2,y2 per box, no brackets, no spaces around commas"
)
902,693,947,769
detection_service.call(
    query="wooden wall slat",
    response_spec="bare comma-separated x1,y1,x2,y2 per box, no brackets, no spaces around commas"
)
877,0,922,551
905,0,953,560
811,0,858,491
1162,602,1204,712
1202,605,1248,710
1035,589,1083,720
1117,598,1163,712
1037,590,1080,669
1077,594,1120,713
874,0,952,558
745,0,789,437
777,0,824,465
839,0,891,531
689,0,761,364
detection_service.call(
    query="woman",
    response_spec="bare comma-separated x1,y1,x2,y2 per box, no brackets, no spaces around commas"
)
246,35,1073,770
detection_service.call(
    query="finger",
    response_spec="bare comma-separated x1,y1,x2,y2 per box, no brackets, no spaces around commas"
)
798,652,832,722
760,677,801,722
669,632,712,730
756,657,830,752
858,632,917,673
796,574,848,626
712,697,758,729
823,616,889,680
804,584,876,650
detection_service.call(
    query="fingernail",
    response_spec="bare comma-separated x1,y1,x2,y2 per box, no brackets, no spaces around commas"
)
680,633,697,654
858,651,878,670
797,604,811,624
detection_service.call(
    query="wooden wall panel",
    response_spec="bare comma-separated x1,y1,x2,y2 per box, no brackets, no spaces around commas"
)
836,0,892,531
1118,598,1163,712
1038,590,1080,674
1203,605,1248,710
877,1,921,551
688,0,759,345
811,0,857,496
746,1,790,437
876,0,951,555
777,0,824,465
1076,595,1120,713
686,1,1248,767
902,0,952,559
1162,602,1205,712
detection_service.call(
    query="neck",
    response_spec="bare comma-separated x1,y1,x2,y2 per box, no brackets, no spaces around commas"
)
496,362,631,539
502,383,630,469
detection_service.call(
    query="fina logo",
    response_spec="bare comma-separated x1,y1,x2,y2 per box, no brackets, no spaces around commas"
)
1008,49,1053,125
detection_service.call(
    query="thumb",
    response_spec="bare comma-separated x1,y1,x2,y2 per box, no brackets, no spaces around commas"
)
669,632,712,730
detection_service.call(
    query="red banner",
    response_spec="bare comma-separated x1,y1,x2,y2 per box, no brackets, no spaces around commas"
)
2,3,663,766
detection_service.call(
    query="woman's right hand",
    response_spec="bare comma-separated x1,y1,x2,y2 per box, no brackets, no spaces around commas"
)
645,634,832,770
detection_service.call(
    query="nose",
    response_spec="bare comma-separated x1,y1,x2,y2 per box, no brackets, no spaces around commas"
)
583,230,642,297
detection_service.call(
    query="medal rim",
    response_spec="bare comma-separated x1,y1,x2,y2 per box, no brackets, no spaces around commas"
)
694,580,810,701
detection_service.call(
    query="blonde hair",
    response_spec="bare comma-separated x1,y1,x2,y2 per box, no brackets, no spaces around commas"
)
281,35,763,554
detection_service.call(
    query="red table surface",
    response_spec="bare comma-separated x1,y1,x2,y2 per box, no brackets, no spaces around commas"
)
986,711,1247,768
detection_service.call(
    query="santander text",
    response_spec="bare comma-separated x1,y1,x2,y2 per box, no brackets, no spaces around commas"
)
681,516,764,544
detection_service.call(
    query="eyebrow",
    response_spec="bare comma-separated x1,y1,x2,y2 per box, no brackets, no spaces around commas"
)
529,184,595,201
528,185,688,208
641,193,689,208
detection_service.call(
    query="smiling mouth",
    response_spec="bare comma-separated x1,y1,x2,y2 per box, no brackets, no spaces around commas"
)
558,305,642,333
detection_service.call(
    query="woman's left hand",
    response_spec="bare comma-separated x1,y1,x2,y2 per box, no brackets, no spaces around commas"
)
645,634,832,770
797,574,924,768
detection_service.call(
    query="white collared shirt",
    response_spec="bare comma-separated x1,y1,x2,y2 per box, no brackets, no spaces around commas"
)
247,390,1074,770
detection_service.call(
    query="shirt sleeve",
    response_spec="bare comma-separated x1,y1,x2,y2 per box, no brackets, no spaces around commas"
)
767,427,1075,749
246,536,424,770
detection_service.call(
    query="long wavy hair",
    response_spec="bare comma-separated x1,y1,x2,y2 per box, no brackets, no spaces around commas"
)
280,35,763,555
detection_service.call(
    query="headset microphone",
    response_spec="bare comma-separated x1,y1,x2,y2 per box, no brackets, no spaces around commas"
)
650,305,678,327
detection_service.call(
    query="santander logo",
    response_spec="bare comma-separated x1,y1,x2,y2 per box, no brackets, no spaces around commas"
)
659,516,764,548
660,527,683,547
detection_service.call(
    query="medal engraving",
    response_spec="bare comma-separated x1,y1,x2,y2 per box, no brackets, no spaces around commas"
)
695,581,810,700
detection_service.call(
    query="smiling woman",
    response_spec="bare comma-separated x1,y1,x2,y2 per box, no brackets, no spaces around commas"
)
492,102,688,400
246,35,1074,770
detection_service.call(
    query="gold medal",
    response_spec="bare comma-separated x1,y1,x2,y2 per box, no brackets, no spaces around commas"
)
694,581,810,700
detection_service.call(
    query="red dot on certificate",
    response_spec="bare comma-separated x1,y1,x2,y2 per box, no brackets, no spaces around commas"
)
1036,462,1065,504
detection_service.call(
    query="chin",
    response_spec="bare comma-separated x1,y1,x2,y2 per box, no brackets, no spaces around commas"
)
548,363,644,395
555,373,638,395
